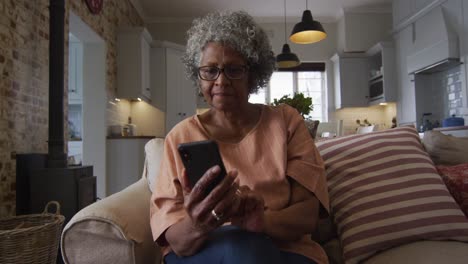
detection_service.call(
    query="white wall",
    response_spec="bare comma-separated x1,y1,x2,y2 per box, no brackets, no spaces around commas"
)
342,12,393,52
82,44,107,198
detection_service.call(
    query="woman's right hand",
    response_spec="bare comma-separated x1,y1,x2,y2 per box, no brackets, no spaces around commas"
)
181,165,241,233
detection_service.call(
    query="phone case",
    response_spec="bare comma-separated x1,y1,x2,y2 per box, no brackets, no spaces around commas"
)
177,140,227,193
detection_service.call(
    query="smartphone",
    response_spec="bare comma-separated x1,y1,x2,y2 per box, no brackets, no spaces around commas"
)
177,140,227,194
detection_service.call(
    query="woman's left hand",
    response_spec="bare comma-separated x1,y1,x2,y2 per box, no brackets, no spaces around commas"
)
231,186,265,233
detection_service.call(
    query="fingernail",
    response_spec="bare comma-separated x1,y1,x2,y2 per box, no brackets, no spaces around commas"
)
211,165,220,173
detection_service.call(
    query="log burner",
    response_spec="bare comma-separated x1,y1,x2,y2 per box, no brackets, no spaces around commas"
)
16,0,96,223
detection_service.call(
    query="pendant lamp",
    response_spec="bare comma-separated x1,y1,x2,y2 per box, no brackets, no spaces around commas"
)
290,0,327,44
276,0,300,68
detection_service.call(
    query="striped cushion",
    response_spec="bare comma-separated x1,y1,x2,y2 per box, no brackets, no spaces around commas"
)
316,126,468,264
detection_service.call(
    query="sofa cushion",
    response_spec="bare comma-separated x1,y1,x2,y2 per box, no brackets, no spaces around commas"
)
144,138,165,192
422,130,468,165
363,241,468,264
436,163,468,217
61,178,161,264
315,126,468,264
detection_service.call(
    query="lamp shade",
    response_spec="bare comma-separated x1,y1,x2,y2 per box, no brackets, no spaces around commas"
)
276,44,301,68
290,10,327,44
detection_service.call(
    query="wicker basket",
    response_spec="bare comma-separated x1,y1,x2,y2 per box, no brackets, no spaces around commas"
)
0,201,65,264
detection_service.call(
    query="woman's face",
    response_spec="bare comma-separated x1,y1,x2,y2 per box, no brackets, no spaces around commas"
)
198,42,250,112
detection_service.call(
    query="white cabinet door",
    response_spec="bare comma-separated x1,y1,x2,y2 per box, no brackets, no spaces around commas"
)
106,138,151,196
141,38,151,99
151,42,197,135
68,42,83,103
331,54,369,109
165,48,182,133
165,47,196,134
395,26,417,125
117,28,153,101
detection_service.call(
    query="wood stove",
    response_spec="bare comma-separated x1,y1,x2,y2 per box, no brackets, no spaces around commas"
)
15,0,96,223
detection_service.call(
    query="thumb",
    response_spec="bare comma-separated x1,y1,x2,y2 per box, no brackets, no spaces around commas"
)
180,168,192,195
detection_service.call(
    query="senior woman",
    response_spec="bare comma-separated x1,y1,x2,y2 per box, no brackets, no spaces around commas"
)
150,10,329,264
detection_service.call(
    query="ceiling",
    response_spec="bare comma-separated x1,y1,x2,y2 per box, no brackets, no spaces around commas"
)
130,0,393,23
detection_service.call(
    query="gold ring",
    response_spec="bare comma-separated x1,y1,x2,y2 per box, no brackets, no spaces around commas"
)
235,188,242,196
211,209,222,221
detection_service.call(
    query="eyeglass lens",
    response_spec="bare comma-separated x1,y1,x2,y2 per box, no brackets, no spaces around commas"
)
198,66,247,80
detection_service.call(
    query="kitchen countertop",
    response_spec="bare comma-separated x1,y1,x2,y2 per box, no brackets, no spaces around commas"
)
107,135,158,139
433,126,468,131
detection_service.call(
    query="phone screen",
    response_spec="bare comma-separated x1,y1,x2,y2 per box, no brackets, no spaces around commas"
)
177,140,227,193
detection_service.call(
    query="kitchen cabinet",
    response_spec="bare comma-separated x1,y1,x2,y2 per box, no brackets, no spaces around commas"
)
365,42,397,105
151,41,196,134
394,25,417,125
117,27,152,102
68,41,83,104
330,53,369,109
392,0,441,30
106,137,153,196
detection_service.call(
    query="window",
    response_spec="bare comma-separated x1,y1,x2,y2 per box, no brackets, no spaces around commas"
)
249,64,327,122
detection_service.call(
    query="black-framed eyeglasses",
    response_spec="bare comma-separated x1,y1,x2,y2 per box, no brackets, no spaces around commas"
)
198,65,248,81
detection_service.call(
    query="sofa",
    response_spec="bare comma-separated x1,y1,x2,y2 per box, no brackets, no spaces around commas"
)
61,126,468,264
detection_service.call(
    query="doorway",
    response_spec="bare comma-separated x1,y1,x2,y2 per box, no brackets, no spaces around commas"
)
69,12,107,198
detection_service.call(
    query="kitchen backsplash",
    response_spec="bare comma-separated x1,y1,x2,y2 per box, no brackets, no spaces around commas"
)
331,103,397,135
107,99,165,137
440,66,464,117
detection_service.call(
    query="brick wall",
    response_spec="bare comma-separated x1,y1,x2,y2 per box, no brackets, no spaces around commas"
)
0,0,143,216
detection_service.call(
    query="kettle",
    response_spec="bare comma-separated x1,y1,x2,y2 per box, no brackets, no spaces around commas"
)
442,115,465,127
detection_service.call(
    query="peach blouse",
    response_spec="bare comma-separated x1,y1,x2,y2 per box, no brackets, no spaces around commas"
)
150,104,330,264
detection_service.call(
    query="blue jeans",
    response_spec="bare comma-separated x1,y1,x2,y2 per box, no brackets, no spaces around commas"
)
164,226,317,264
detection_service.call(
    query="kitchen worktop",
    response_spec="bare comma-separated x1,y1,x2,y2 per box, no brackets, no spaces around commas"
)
433,126,468,131
106,135,157,139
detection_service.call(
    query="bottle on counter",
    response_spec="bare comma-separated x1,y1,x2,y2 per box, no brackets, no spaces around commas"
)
126,116,137,136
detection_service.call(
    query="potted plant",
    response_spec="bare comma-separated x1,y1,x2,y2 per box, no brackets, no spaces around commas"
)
271,93,318,137
271,92,313,118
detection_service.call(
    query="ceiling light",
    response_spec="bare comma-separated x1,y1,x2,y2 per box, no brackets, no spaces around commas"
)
290,0,327,44
276,0,301,68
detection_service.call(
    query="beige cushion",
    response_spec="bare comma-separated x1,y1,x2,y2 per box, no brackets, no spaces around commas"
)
422,130,468,165
61,178,161,264
315,126,468,264
363,241,468,264
144,138,165,192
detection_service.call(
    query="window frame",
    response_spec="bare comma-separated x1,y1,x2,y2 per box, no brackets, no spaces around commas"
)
249,62,328,122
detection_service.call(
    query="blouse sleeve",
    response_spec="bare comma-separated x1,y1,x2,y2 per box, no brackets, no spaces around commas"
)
283,105,330,217
150,135,187,245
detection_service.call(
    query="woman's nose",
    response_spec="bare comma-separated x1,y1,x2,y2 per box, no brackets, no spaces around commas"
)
214,70,230,85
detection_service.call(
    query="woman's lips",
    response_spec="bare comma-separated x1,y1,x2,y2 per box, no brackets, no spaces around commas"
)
212,93,232,97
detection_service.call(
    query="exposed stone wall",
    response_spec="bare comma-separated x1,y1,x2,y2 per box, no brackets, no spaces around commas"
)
0,0,143,216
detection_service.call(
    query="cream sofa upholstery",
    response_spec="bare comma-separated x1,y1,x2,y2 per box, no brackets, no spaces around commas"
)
61,137,468,264
61,138,165,264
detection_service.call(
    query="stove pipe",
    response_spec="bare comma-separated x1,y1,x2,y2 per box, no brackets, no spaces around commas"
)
47,0,67,168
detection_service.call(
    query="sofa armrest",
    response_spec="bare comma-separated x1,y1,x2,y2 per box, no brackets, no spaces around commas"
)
61,178,161,264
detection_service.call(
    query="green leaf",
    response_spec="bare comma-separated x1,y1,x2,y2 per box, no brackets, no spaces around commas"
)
270,92,313,118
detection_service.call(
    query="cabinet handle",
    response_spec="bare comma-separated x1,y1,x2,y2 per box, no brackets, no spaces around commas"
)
146,87,150,91
182,113,186,116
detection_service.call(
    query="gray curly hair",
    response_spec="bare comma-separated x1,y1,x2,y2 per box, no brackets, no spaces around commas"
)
183,10,275,94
